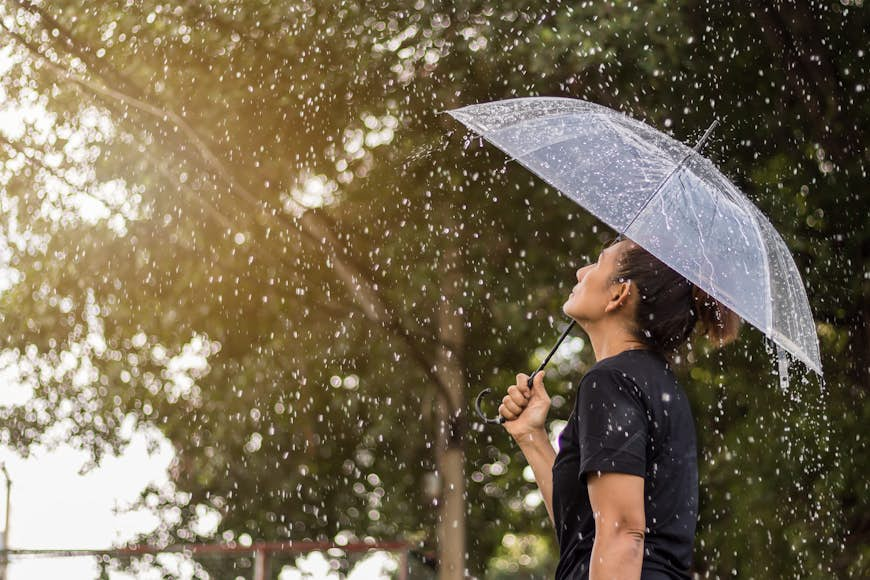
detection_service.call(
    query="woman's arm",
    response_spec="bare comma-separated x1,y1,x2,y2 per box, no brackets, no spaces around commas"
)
586,472,646,580
512,428,557,527
574,368,649,578
499,371,558,526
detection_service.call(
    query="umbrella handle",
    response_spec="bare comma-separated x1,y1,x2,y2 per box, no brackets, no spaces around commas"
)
474,319,576,427
473,374,537,425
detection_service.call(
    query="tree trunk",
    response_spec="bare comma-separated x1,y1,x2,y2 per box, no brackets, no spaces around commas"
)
435,231,467,579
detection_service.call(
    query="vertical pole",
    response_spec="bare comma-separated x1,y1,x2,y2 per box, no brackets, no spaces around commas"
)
0,463,9,580
398,547,409,580
253,548,269,580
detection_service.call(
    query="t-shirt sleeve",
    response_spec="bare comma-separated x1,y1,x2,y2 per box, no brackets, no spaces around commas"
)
575,368,648,479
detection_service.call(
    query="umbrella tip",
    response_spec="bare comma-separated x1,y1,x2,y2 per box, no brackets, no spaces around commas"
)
693,119,721,152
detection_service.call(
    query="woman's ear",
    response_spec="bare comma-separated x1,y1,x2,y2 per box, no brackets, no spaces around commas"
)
604,280,632,313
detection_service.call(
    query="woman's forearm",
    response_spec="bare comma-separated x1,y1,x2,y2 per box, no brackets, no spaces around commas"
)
513,428,557,527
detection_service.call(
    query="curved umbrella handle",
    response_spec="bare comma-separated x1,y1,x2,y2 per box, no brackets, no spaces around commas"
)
474,320,576,427
474,387,506,424
474,374,537,424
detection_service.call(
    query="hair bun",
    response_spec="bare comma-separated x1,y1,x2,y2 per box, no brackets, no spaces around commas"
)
691,285,742,346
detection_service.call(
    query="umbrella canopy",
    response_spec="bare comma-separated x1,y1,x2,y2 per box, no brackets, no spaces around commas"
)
447,97,822,378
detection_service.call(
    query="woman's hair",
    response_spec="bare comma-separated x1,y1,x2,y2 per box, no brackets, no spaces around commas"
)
611,239,742,354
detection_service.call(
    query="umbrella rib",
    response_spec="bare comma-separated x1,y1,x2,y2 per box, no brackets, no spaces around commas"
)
620,159,688,235
621,120,720,236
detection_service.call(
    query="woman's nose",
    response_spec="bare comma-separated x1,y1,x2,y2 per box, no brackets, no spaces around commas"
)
576,265,591,281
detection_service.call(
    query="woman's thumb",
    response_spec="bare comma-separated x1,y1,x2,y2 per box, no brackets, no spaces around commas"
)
532,370,547,395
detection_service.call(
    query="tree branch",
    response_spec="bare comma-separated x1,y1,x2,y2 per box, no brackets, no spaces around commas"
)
0,11,460,414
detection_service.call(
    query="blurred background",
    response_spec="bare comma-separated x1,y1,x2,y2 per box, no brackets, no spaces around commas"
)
0,1,866,578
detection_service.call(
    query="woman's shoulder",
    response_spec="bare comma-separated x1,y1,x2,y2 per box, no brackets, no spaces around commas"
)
576,364,645,407
582,349,681,395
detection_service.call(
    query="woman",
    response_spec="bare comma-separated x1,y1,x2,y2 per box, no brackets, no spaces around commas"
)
499,235,741,579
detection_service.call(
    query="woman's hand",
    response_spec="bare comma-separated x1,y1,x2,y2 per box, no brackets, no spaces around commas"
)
500,371,550,440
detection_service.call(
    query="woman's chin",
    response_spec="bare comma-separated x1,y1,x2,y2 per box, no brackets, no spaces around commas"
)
563,299,585,321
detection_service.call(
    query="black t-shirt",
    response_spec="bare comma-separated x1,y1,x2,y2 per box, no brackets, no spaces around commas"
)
552,349,698,579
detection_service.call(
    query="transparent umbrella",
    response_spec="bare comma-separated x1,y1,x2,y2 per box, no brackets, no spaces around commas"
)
446,97,822,424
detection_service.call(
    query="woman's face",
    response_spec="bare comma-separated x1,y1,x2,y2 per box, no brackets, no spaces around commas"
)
562,238,631,324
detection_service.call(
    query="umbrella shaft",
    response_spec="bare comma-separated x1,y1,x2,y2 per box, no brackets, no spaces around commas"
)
531,320,576,380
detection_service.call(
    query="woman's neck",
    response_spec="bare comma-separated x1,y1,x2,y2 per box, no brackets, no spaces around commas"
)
587,325,650,362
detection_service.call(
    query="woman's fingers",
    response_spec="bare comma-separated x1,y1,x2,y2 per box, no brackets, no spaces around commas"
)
501,371,546,422
498,403,517,421
518,381,531,398
502,394,524,416
507,385,528,406
515,373,532,398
